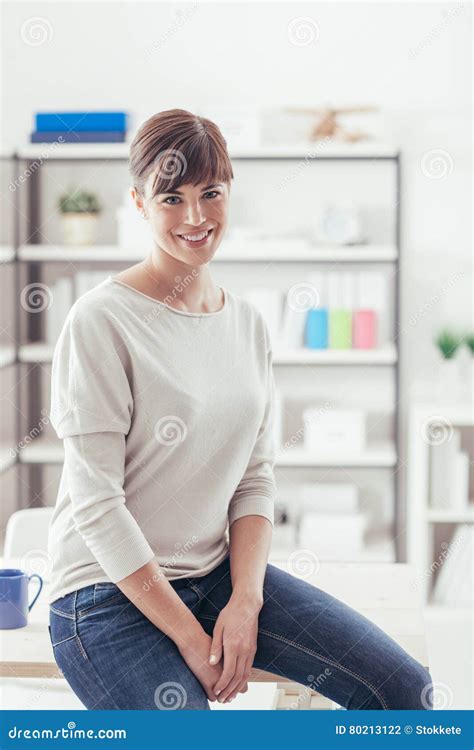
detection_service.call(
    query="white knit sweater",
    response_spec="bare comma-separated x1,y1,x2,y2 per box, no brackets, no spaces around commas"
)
47,276,276,604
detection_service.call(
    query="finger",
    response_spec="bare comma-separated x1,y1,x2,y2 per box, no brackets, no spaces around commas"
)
214,644,237,695
230,679,249,701
225,655,253,701
219,655,246,702
209,622,223,666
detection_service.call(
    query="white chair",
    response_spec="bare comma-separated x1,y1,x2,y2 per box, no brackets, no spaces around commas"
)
2,506,83,709
4,507,54,559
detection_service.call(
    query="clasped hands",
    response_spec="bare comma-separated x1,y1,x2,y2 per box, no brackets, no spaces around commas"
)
180,593,262,704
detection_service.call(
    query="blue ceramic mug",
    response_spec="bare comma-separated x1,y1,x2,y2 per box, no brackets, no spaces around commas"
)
0,568,43,629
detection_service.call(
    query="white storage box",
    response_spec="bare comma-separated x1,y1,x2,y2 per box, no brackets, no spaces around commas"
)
300,483,359,514
298,511,367,561
303,408,366,453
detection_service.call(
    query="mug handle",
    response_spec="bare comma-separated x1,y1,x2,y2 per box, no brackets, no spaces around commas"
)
28,574,43,612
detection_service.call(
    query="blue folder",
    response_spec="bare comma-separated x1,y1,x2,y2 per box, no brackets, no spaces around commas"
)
35,112,128,132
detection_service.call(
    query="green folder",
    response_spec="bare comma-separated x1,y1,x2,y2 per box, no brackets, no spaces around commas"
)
329,310,352,348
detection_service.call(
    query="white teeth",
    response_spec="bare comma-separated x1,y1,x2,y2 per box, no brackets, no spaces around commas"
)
180,230,210,242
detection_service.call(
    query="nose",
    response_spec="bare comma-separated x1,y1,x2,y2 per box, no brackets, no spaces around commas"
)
184,199,205,227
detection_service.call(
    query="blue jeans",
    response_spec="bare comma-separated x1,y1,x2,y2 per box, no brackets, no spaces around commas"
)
49,555,433,710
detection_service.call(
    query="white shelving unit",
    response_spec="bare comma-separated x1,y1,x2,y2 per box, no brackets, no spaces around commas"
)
10,142,402,562
17,242,398,264
18,438,398,470
406,403,473,604
0,155,18,491
16,341,397,366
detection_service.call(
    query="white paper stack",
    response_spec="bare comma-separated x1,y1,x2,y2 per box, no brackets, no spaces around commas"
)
244,287,282,348
45,277,74,344
307,272,328,308
429,429,470,511
327,272,355,309
279,302,306,349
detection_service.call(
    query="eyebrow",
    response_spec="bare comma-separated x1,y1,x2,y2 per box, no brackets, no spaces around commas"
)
159,183,223,196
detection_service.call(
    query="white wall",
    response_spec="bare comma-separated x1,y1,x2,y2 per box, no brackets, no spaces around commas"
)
1,1,472,552
3,0,470,373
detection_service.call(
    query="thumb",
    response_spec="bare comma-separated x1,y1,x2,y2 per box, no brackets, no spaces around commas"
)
209,624,223,665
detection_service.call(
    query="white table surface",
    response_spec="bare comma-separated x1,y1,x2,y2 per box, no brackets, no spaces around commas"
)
0,558,428,678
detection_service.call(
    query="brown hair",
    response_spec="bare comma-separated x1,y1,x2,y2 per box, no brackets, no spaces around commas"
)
129,109,234,199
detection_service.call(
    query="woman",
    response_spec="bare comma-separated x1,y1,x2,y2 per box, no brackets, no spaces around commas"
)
48,109,432,711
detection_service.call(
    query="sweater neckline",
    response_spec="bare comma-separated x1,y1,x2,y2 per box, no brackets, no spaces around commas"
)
107,276,228,317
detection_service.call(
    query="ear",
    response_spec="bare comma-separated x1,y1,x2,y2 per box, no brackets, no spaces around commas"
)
130,186,147,219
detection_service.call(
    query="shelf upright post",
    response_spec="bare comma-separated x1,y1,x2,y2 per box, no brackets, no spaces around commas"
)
394,152,402,562
24,158,44,508
11,152,23,510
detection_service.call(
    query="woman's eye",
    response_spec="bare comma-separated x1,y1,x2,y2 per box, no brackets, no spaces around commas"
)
162,191,219,205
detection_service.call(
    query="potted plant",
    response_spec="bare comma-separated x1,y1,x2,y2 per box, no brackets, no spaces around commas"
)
58,188,101,245
462,332,474,399
434,328,462,399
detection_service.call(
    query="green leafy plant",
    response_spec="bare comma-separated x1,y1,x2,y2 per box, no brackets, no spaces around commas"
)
434,329,462,360
58,189,101,214
463,333,474,356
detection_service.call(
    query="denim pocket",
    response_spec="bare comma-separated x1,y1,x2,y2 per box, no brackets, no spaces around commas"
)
77,583,125,618
49,605,75,648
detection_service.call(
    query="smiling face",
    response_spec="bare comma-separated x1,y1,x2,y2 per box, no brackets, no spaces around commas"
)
131,177,230,264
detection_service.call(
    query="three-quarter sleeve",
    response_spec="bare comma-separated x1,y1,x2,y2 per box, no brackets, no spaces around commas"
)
49,305,155,581
228,320,277,528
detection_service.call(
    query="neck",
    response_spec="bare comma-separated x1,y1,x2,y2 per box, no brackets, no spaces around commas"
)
142,248,220,311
